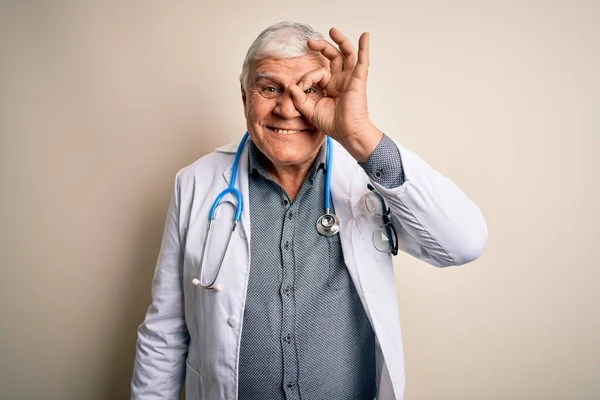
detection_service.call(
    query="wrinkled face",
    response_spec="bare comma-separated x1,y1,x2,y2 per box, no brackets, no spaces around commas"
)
242,56,326,171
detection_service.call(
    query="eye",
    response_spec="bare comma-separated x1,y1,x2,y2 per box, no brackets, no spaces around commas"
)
304,87,317,94
263,86,279,93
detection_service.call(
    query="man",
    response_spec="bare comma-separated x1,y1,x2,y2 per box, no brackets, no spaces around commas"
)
131,21,487,400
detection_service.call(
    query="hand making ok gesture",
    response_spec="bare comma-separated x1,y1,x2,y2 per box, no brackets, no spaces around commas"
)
289,28,383,162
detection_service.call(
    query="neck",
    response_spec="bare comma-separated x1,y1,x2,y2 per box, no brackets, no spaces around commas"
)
267,162,313,201
250,139,326,201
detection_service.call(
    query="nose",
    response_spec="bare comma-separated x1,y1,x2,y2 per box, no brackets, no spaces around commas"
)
273,91,302,119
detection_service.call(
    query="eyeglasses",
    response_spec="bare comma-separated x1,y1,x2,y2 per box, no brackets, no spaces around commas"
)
363,184,398,255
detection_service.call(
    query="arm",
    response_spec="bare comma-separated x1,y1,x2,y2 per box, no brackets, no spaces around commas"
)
359,134,488,266
289,28,487,266
131,173,189,399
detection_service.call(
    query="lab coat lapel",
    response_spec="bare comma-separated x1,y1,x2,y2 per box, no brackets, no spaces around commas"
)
329,139,367,302
329,139,404,399
329,140,367,301
329,140,355,236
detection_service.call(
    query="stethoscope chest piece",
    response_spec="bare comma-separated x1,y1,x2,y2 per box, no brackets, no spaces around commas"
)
317,212,340,236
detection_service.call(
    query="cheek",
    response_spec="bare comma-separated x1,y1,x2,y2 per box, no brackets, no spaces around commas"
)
244,100,255,119
246,95,275,122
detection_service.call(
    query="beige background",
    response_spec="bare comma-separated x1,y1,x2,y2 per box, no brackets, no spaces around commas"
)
1,1,598,399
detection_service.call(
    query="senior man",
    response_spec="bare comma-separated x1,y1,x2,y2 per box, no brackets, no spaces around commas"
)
131,21,488,400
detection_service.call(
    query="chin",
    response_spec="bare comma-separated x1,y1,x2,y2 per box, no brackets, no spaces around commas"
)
264,147,313,167
251,127,325,167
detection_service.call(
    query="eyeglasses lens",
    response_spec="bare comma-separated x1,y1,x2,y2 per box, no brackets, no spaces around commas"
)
372,225,393,252
364,192,384,216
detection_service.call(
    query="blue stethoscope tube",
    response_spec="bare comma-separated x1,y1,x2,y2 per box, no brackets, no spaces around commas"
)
316,134,340,236
208,131,249,222
192,132,339,290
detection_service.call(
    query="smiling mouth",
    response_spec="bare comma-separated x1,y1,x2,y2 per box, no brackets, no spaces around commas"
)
267,126,312,135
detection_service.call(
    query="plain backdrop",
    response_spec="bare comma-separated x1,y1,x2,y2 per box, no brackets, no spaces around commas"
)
1,1,598,399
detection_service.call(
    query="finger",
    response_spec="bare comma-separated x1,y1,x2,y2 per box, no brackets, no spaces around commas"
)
354,32,370,81
288,84,315,121
329,27,357,70
307,39,343,74
297,67,332,91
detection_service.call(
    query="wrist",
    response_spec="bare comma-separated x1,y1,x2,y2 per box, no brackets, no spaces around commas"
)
338,123,384,163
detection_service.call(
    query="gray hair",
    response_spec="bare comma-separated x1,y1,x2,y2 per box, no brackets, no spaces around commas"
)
239,21,325,91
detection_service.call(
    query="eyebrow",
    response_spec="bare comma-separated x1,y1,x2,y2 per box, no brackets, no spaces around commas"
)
253,72,281,85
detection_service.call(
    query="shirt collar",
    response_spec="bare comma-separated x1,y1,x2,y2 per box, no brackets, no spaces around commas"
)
248,139,328,182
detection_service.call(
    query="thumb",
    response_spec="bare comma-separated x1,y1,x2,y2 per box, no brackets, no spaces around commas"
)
288,84,315,121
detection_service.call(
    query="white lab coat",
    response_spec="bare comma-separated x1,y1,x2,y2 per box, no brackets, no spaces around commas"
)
131,138,488,400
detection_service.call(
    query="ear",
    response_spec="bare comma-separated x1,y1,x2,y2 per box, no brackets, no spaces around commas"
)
241,84,247,110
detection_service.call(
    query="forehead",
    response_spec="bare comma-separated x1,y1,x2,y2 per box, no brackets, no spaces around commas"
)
251,56,324,84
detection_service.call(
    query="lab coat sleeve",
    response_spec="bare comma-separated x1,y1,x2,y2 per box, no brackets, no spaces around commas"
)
131,172,189,399
368,141,488,267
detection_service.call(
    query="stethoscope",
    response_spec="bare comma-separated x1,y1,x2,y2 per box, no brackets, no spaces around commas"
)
192,132,340,290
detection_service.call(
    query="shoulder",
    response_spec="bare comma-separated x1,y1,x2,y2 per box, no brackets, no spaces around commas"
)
174,142,237,186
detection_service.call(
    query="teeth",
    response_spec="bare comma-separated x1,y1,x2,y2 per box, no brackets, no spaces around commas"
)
273,128,299,134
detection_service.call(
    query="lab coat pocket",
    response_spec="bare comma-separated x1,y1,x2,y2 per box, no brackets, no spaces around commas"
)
185,359,205,400
326,233,352,290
